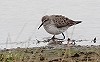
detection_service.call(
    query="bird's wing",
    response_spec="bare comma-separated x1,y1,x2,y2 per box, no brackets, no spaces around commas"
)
51,15,72,28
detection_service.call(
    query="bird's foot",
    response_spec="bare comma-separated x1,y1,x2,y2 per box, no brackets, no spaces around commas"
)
54,38,64,40
51,37,64,41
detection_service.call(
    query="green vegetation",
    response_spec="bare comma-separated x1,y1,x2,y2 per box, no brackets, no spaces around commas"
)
0,46,100,62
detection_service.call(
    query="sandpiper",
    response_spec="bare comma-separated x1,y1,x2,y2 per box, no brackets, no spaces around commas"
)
38,15,82,40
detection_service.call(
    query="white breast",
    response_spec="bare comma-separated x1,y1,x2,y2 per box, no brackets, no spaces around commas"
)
43,24,68,35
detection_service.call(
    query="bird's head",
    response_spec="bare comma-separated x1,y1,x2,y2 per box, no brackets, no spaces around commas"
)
38,15,50,29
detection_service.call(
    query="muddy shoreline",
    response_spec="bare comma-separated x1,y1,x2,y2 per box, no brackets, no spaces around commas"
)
0,45,100,62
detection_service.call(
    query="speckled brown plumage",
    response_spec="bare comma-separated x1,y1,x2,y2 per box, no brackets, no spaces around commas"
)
41,15,75,28
50,15,74,28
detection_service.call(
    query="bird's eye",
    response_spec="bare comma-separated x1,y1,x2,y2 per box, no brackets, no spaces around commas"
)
45,18,49,21
44,20,47,22
43,19,48,22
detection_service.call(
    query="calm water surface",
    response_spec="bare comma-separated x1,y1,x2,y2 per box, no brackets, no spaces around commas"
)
0,0,100,49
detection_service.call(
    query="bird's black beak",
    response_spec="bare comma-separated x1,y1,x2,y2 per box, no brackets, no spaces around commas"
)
38,22,44,29
38,19,47,29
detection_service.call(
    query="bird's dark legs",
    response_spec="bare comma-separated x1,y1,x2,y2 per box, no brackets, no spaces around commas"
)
51,35,55,41
62,33,65,40
51,35,55,39
46,35,55,42
51,33,65,40
47,33,65,42
55,33,65,40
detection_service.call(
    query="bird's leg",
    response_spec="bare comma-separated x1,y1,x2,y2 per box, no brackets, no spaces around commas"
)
51,35,55,41
62,33,65,40
55,33,65,40
46,35,56,42
50,33,65,41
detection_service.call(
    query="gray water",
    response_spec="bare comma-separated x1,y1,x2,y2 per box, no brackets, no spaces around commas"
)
0,0,100,49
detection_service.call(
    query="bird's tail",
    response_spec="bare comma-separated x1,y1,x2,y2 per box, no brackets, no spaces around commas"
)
74,21,82,24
